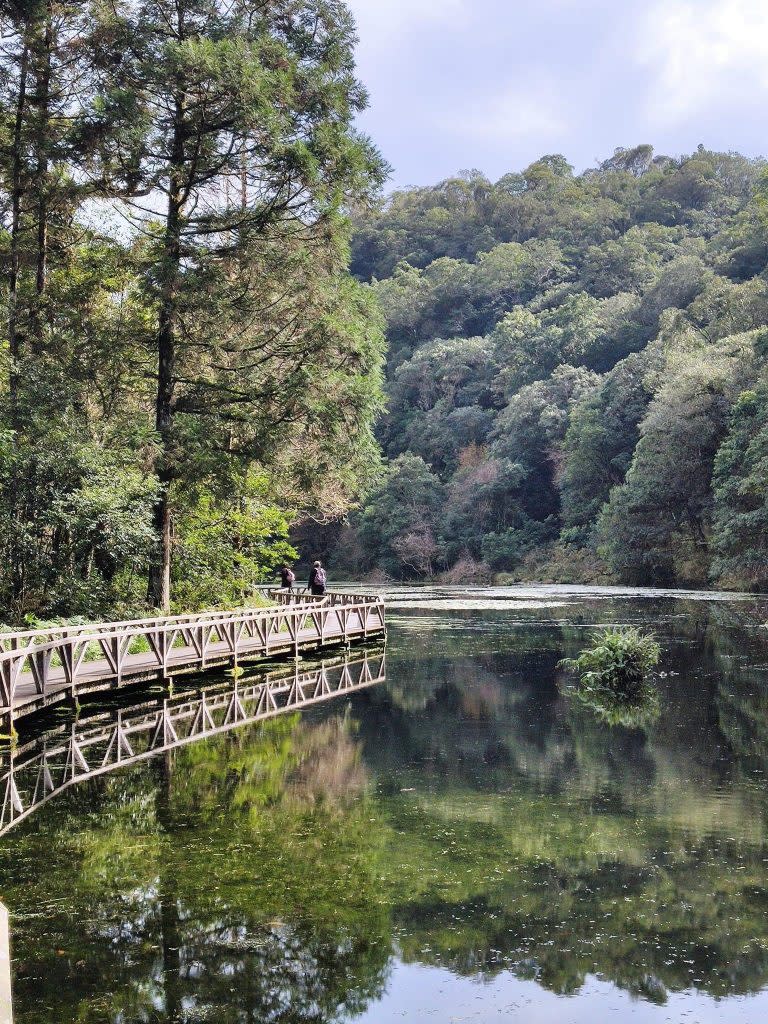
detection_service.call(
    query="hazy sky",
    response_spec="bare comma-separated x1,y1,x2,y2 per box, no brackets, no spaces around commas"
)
346,0,768,190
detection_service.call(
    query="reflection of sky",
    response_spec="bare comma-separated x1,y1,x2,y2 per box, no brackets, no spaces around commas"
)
356,963,768,1023
346,0,768,190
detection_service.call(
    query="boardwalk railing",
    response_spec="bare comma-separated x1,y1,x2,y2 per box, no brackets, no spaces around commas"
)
0,592,385,717
0,649,386,837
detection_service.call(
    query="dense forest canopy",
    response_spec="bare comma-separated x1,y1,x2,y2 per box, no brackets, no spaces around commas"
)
326,144,768,590
0,0,387,620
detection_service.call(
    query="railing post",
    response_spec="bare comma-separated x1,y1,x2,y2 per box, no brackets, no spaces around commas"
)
0,664,12,714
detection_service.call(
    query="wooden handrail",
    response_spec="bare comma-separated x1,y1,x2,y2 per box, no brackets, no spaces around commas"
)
0,593,376,638
0,592,386,715
0,591,380,650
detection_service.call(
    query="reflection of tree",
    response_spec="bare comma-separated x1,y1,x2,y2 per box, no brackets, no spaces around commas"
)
154,753,182,1023
1,713,390,1023
351,598,768,1005
709,602,768,779
380,793,768,1002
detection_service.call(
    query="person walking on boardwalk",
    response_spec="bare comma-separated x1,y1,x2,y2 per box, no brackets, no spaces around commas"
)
308,560,327,596
280,564,296,590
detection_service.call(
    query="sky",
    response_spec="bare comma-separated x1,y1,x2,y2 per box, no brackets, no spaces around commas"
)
345,0,768,191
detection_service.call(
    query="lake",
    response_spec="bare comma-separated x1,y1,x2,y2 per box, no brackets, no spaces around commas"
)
2,584,768,1023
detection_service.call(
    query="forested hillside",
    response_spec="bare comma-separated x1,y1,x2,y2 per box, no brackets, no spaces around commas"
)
333,146,768,589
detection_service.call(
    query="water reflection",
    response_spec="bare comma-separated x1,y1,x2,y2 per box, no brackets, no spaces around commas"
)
0,904,10,1024
1,590,768,1021
562,675,662,728
1,658,390,1022
0,649,386,837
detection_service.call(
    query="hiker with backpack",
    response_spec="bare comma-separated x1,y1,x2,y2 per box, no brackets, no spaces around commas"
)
308,560,327,596
280,565,296,590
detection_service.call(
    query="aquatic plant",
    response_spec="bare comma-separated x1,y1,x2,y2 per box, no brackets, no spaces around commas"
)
560,628,661,697
559,628,662,727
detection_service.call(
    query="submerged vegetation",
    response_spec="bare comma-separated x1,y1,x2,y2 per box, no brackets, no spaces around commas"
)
325,146,768,590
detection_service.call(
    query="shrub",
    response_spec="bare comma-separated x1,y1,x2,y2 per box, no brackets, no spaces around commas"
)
559,628,661,697
438,555,491,584
495,541,616,584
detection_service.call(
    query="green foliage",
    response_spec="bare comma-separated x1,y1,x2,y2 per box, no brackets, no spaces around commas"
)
482,518,558,571
0,0,386,619
338,146,768,586
560,351,655,533
172,473,297,611
354,453,445,578
711,385,768,590
559,627,661,700
597,332,759,584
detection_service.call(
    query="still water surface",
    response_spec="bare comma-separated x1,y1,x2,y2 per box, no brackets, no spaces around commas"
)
3,585,768,1023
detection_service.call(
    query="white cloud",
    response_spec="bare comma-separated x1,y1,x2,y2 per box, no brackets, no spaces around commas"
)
346,0,469,41
444,81,568,145
638,0,768,122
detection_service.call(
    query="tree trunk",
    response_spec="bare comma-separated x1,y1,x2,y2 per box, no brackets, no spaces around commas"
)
8,39,30,607
147,72,186,613
147,242,179,610
8,41,29,426
33,4,53,315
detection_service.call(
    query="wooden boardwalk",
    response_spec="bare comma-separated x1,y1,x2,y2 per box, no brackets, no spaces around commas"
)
0,648,386,837
0,591,385,720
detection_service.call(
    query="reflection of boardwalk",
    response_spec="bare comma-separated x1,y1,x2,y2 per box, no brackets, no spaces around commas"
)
0,592,385,719
0,649,385,838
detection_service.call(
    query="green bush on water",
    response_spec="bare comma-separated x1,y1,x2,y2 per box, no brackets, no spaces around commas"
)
559,628,662,726
560,628,661,697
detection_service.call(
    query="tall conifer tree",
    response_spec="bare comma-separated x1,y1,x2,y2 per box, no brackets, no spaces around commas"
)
120,0,385,610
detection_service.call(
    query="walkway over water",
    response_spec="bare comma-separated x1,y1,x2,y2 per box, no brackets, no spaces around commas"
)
0,591,385,719
0,647,386,838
